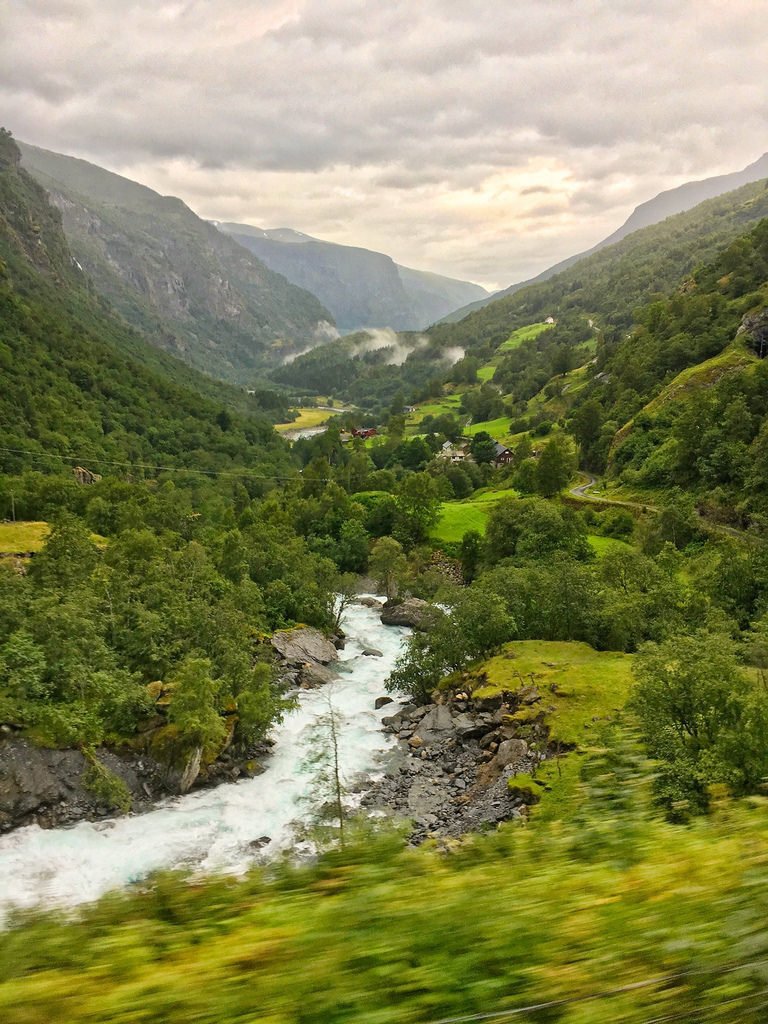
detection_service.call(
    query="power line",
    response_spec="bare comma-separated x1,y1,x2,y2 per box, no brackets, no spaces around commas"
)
426,957,768,1024
0,445,334,484
643,989,768,1024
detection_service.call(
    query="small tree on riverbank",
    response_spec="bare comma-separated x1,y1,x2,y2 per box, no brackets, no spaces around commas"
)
302,689,347,849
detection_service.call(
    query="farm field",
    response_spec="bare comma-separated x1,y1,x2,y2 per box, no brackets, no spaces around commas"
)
431,489,517,543
274,407,332,432
463,415,515,441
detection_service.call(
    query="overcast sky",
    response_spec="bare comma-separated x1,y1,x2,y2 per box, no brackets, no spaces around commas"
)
3,1,766,290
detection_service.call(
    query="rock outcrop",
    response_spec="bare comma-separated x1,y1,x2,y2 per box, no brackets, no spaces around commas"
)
270,626,341,688
271,627,339,667
366,685,550,844
0,737,163,832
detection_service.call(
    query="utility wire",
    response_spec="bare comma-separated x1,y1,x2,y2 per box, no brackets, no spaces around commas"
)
642,988,768,1023
0,445,336,483
427,956,768,1024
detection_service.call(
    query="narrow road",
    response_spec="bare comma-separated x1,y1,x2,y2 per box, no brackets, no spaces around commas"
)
569,474,658,513
569,474,752,541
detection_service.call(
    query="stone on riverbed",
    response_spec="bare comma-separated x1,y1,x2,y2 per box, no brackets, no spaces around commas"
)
413,705,455,745
380,598,432,630
271,627,339,666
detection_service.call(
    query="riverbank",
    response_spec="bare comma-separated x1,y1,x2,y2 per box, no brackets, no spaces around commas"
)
0,622,345,835
0,601,409,918
362,685,543,843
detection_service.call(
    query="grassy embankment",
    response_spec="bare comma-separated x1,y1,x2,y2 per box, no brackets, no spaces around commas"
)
0,522,50,553
469,640,634,821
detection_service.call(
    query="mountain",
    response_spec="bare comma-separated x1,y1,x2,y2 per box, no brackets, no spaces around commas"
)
429,174,768,357
17,142,334,386
276,172,768,415
215,221,487,332
442,152,768,323
0,129,292,475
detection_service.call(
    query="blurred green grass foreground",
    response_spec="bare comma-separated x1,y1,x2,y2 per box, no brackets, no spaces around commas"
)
2,770,768,1024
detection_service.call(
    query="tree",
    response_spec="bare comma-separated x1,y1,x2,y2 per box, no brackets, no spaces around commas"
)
167,657,227,758
631,632,768,815
332,573,359,632
459,530,482,582
369,537,408,600
535,434,577,497
485,497,590,563
393,472,440,547
570,399,603,467
336,519,369,573
387,590,514,703
302,689,347,848
469,431,497,465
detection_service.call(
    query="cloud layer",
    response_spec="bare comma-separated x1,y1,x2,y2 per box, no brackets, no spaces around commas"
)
3,1,766,289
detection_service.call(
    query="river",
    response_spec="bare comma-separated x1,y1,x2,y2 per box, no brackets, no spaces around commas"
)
0,601,408,921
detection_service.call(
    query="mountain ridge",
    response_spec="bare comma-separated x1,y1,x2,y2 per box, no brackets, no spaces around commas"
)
17,141,335,386
216,220,488,332
441,151,768,323
0,129,293,475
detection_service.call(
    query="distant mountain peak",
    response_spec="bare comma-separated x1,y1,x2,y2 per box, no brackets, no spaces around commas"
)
216,220,488,332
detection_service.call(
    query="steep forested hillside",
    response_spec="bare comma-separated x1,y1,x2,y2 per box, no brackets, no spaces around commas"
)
431,175,768,356
273,176,768,413
572,218,768,522
443,151,768,323
0,129,292,478
218,221,487,331
0,128,347,793
18,142,334,385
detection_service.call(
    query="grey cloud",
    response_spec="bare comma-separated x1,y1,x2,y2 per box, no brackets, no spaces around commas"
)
2,0,766,287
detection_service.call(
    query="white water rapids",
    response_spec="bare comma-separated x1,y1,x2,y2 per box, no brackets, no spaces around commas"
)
0,601,408,921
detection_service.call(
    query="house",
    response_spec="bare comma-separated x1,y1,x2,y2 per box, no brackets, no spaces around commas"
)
491,442,514,467
352,427,378,440
545,316,555,325
439,440,471,464
403,405,416,414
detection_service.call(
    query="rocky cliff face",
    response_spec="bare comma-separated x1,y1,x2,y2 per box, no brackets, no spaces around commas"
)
18,142,335,385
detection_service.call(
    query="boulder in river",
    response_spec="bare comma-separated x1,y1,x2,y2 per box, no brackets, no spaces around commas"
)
271,627,339,666
380,598,432,630
375,696,393,710
362,647,384,657
297,662,336,689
